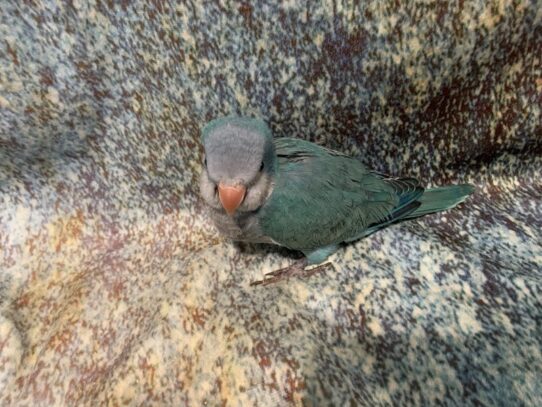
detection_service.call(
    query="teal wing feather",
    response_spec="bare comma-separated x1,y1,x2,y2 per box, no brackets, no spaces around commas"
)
259,138,423,251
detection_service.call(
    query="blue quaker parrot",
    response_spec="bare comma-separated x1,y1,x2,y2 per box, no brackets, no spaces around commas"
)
199,116,474,286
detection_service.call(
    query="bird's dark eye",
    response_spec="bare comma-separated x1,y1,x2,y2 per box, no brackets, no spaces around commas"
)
204,157,207,167
259,161,264,172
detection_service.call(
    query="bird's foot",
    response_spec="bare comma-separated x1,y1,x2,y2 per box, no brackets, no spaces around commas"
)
250,259,332,286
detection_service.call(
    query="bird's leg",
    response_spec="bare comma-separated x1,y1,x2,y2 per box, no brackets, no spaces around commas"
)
250,259,332,286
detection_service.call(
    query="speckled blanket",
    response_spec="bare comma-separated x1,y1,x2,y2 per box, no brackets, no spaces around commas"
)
1,1,541,406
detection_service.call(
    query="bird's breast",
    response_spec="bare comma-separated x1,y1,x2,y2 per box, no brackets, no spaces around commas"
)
209,208,274,244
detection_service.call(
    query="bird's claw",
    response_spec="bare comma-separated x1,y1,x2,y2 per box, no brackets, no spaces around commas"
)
250,261,332,287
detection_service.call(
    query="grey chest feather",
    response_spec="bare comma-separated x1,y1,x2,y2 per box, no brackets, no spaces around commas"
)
209,209,275,244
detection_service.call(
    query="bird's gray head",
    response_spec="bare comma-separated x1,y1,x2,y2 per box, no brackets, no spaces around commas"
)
200,116,276,215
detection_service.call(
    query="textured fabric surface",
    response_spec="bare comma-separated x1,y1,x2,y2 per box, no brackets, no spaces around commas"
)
0,1,541,405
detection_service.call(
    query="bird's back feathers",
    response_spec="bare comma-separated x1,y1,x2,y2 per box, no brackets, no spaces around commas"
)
260,138,405,251
259,138,473,252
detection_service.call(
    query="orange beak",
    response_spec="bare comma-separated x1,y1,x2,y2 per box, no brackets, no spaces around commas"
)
218,182,246,216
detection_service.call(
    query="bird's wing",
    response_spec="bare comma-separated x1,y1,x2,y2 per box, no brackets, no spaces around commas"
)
259,138,423,251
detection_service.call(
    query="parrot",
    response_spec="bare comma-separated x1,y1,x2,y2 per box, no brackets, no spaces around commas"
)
199,116,474,286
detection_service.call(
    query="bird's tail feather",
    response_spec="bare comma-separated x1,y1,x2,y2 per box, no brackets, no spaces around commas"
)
348,183,474,241
352,184,474,240
403,184,475,219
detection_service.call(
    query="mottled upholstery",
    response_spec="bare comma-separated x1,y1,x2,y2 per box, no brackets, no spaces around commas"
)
1,1,541,405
